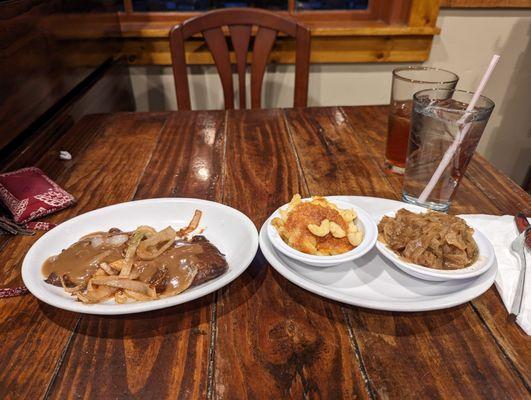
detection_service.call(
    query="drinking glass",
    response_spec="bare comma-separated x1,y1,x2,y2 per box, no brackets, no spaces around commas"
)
402,89,495,212
386,67,459,174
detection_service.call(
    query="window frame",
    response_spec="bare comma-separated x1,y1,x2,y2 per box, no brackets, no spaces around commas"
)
123,0,374,15
120,0,413,27
44,0,442,65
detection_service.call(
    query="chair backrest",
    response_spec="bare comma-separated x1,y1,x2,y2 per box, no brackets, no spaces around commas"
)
169,8,310,110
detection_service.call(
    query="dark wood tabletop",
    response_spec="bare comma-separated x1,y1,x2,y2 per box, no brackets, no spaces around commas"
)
1,106,529,400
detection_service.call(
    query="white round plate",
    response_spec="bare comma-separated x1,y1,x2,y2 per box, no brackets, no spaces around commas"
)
22,198,258,315
267,198,377,267
376,206,495,281
259,196,497,312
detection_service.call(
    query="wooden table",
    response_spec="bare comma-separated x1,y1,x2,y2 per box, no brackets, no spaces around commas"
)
1,107,529,399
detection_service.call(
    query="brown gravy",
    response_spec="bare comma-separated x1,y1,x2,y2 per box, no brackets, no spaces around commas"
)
42,233,228,297
42,240,125,285
136,241,203,296
136,237,228,296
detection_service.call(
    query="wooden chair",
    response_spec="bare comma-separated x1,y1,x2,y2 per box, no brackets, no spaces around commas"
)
169,8,310,110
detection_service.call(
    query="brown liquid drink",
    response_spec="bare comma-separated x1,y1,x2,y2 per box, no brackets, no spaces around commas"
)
386,67,459,174
385,101,412,170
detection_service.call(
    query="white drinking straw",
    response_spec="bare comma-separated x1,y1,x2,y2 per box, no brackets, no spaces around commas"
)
417,55,500,204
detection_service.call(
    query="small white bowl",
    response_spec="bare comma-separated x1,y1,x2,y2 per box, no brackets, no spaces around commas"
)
376,210,495,281
267,198,377,267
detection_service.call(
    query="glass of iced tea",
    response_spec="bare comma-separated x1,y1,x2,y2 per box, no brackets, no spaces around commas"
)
402,89,495,212
386,67,459,174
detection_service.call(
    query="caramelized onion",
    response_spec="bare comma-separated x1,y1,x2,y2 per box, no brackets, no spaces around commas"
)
177,210,202,237
81,280,117,303
378,209,478,269
114,290,128,304
90,276,157,298
99,262,118,276
128,267,140,280
89,234,129,248
136,225,157,238
87,250,112,267
121,231,145,276
136,227,176,260
110,259,126,271
60,275,87,293
124,289,154,301
93,268,107,277
43,216,228,305
75,288,116,304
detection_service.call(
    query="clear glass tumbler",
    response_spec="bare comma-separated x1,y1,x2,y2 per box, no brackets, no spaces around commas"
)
386,67,459,174
402,89,495,212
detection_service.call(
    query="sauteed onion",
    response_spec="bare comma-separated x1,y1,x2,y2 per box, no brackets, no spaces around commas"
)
378,209,479,269
41,210,229,304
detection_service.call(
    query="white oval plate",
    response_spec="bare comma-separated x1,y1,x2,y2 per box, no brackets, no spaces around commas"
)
376,206,495,281
22,198,258,315
260,196,497,312
267,198,377,267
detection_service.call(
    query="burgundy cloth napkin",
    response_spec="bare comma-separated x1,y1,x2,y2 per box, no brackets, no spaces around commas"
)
0,167,74,298
0,167,75,224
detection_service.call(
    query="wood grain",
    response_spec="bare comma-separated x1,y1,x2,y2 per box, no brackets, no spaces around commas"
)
45,3,440,39
214,109,370,399
229,25,252,108
50,16,440,39
466,157,531,215
0,0,120,151
0,60,134,172
341,106,531,386
409,0,440,27
250,27,278,109
284,106,530,398
284,107,396,199
1,106,529,399
40,2,440,67
169,8,310,109
75,35,435,67
338,106,504,214
0,112,94,397
202,27,235,109
46,111,226,400
0,116,112,287
0,60,134,257
0,113,167,399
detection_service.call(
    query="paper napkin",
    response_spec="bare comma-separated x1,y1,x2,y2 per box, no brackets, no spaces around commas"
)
461,214,530,335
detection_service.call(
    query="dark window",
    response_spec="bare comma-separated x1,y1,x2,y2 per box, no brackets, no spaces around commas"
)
295,0,368,10
131,0,288,11
132,0,208,11
210,0,287,8
60,0,125,12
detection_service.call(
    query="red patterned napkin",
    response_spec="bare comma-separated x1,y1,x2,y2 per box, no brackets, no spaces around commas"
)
0,167,75,224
